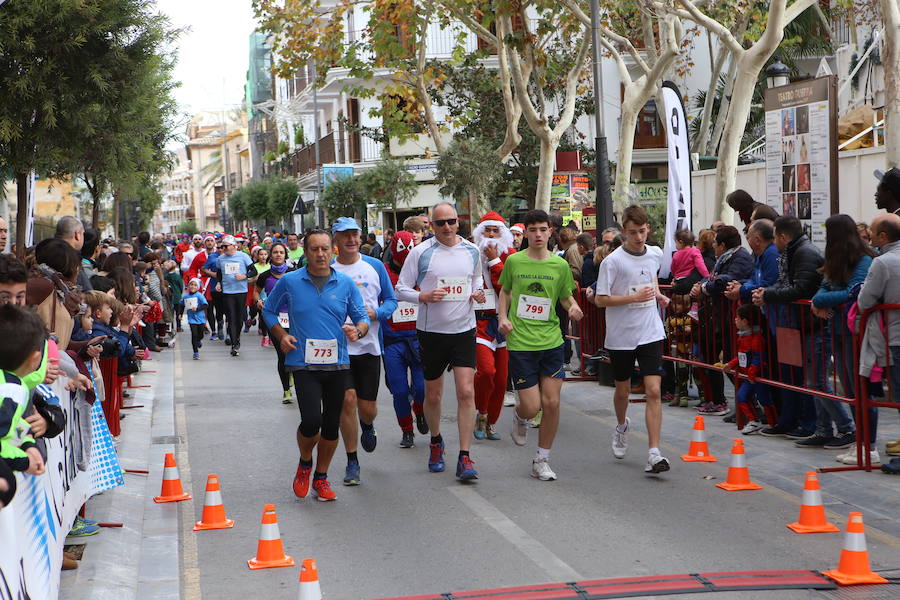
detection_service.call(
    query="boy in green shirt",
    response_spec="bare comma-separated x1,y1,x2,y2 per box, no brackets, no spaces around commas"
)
498,209,583,481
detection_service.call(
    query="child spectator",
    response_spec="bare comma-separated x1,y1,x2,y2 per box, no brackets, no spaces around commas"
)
403,216,426,246
670,229,709,295
0,304,49,508
722,303,775,434
663,294,698,407
183,278,209,360
84,291,137,375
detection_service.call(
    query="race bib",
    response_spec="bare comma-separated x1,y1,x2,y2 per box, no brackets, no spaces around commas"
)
185,297,198,311
223,262,240,275
474,287,497,311
437,277,469,302
517,294,551,321
305,339,338,364
628,285,655,309
738,352,748,368
393,301,418,323
278,311,290,329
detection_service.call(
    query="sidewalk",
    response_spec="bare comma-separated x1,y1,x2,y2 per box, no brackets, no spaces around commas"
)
59,350,181,600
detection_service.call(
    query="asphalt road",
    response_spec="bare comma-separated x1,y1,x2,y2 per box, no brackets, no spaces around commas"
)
174,328,900,600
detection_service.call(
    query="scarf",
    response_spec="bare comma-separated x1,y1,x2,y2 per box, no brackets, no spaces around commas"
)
269,262,290,276
711,246,738,275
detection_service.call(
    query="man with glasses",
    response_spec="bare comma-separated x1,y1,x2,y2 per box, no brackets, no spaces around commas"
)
397,203,486,480
215,235,254,356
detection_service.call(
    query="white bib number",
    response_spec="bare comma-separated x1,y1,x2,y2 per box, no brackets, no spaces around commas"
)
393,301,418,323
517,294,551,321
185,297,198,311
278,311,290,329
305,339,338,364
437,277,469,302
628,285,655,309
738,352,748,368
474,287,497,311
223,262,240,275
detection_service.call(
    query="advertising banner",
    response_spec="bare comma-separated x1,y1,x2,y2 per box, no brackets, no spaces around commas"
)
660,81,692,278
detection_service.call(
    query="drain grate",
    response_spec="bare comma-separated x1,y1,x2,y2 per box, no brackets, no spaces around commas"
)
152,435,183,445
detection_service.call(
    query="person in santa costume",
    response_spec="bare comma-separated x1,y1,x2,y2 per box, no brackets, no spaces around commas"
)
380,231,429,448
510,223,524,250
471,211,515,441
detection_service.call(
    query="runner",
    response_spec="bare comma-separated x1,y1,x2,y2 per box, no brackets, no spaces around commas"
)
254,243,295,402
381,231,428,448
194,236,224,340
330,217,397,486
498,210,583,480
587,204,671,474
180,234,203,284
396,202,486,480
215,235,253,356
471,211,515,441
286,233,305,268
262,229,370,502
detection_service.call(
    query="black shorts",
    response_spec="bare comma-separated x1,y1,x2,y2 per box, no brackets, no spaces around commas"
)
417,329,477,381
609,341,664,382
508,344,565,390
349,353,381,401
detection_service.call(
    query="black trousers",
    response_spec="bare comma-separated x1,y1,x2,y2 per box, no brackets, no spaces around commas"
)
189,323,205,353
293,370,348,441
222,293,246,347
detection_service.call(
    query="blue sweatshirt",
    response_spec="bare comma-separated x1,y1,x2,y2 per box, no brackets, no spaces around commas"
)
812,255,873,308
739,243,780,302
182,291,209,325
262,267,369,368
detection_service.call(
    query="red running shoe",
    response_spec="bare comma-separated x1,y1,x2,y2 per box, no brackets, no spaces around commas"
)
313,478,336,501
293,463,312,498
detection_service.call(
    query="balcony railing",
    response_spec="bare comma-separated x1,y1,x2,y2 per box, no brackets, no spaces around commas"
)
269,130,385,179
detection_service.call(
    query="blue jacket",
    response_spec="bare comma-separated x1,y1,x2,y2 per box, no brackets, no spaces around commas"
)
262,267,370,368
739,243,780,302
812,255,873,308
182,291,209,325
92,321,135,361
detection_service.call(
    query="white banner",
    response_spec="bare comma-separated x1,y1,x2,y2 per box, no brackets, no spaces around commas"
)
660,82,692,279
25,171,36,248
0,373,116,598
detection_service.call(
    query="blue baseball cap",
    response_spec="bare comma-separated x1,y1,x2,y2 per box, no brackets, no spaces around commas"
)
332,217,361,233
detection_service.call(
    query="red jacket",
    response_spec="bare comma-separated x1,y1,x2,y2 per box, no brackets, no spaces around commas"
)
726,330,765,381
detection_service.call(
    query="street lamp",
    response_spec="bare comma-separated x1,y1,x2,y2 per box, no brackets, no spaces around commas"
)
765,56,790,89
589,0,616,236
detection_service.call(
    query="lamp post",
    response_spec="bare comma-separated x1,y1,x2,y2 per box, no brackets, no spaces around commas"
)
589,0,615,238
765,56,790,89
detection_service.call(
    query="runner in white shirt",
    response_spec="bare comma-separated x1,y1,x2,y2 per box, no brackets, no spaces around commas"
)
396,203,485,480
587,204,671,474
180,234,203,282
330,217,398,486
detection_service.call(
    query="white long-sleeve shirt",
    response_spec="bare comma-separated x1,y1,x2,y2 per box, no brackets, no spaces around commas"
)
396,235,483,334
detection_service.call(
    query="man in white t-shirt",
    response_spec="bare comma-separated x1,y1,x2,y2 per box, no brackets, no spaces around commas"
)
588,204,671,474
331,217,398,486
396,203,485,480
180,234,203,283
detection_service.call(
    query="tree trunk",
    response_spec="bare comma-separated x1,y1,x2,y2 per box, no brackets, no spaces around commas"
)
534,135,561,212
91,192,101,227
882,0,900,168
614,108,639,214
15,172,28,259
112,189,121,239
707,56,738,156
693,45,729,154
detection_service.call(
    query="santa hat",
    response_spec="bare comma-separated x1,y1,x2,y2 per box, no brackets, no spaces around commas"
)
391,231,416,265
510,223,524,233
472,211,514,251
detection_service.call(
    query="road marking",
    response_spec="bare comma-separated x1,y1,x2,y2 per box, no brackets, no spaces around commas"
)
449,487,583,581
174,343,203,600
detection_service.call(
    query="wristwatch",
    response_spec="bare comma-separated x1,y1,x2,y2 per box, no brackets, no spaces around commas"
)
356,326,367,339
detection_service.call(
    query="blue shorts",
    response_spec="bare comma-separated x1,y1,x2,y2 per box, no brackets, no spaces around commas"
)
508,344,565,390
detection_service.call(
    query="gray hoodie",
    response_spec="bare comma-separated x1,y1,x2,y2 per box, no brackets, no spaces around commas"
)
857,240,900,376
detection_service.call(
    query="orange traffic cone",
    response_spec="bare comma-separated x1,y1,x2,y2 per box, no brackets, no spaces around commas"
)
823,512,888,585
193,474,235,531
786,472,839,534
680,416,717,462
298,558,324,600
248,504,295,570
715,439,762,491
153,453,192,503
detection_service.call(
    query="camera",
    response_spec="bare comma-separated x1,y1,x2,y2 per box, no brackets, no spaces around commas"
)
98,337,121,358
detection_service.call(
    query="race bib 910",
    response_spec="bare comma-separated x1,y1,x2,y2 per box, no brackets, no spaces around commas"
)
437,277,469,302
516,294,550,321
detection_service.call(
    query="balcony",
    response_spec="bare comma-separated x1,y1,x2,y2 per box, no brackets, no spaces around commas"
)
269,131,384,179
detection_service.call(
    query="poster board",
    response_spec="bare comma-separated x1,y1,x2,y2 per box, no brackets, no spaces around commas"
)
764,76,838,248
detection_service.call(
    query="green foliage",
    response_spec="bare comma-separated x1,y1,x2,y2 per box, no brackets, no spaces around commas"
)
277,140,290,155
229,186,249,223
435,136,505,207
359,156,417,211
321,174,368,220
293,126,306,147
263,151,277,163
242,179,272,220
176,220,199,236
267,178,299,220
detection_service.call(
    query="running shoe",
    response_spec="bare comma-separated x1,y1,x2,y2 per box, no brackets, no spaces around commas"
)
210,333,219,341
360,424,377,453
531,457,557,481
416,413,429,435
785,428,815,440
293,463,312,498
760,424,791,437
612,417,629,459
313,478,336,502
644,453,670,474
740,420,764,435
261,336,270,347
510,413,529,446
503,391,516,407
400,430,415,448
224,337,232,346
230,348,239,357
664,392,678,406
794,434,833,448
880,458,900,475
428,441,445,472
343,462,361,486
695,401,714,412
486,424,501,441
530,408,543,428
282,389,293,404
243,320,251,333
192,352,199,360
837,449,880,465
824,432,856,449
698,403,728,416
474,413,487,440
456,455,478,480
68,516,100,537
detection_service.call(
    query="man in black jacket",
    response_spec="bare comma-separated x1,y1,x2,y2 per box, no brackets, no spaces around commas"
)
752,216,822,438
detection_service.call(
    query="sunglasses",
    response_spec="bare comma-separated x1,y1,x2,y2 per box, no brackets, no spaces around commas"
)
433,218,457,227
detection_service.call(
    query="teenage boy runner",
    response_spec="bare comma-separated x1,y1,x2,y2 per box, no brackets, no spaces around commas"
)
587,204,671,474
498,210,583,480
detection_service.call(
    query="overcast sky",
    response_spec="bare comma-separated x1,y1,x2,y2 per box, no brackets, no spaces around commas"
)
156,0,258,120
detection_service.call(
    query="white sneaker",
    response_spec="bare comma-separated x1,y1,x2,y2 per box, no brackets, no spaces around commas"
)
612,417,629,459
837,449,880,465
511,413,530,446
741,420,764,435
644,453,671,473
531,457,557,481
503,391,516,407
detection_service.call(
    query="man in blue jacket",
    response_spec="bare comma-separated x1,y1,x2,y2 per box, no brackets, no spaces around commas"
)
725,219,781,304
263,229,370,502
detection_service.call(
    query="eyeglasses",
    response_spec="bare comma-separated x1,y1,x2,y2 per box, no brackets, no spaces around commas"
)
433,218,457,227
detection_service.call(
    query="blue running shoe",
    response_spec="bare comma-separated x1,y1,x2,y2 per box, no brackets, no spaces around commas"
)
210,333,219,341
68,516,101,537
360,423,377,453
456,455,478,481
428,441,445,472
343,462,361,486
